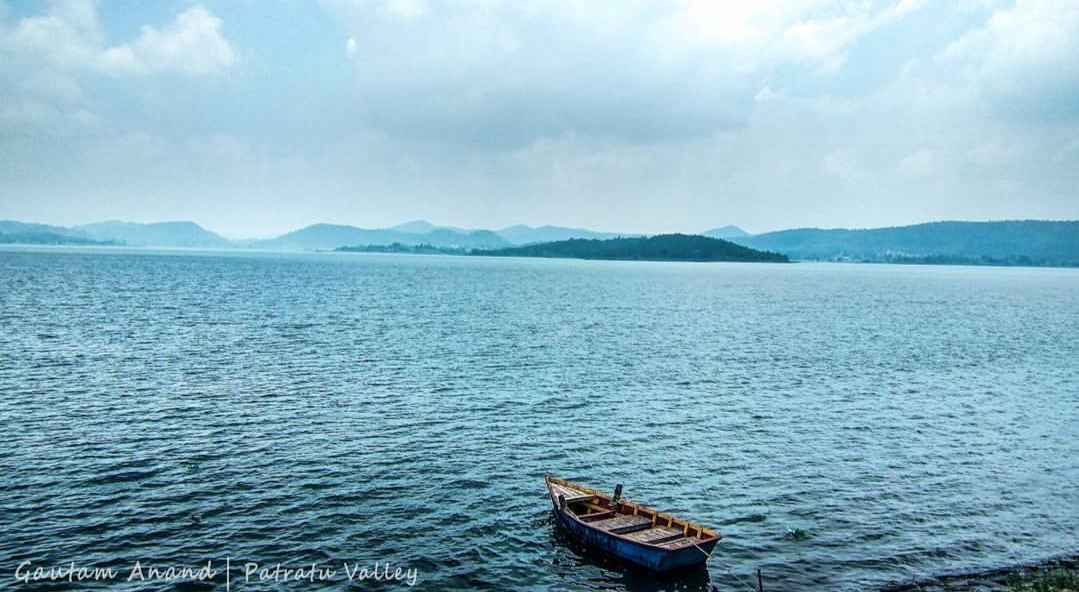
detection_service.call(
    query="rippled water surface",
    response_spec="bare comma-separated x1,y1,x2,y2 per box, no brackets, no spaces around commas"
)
2,247,1078,591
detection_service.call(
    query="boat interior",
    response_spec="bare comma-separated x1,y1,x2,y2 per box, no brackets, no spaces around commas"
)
547,476,721,551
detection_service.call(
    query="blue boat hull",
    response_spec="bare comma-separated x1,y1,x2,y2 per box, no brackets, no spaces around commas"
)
551,502,717,573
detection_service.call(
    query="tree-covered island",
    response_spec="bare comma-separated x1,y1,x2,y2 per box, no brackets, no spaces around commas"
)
475,234,789,262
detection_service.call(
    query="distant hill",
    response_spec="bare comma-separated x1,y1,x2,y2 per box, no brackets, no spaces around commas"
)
1,220,88,240
702,225,749,239
422,228,508,249
0,220,110,245
390,219,471,234
390,220,440,234
77,221,232,248
478,234,789,262
731,220,1079,266
496,224,637,245
253,223,376,250
256,223,511,250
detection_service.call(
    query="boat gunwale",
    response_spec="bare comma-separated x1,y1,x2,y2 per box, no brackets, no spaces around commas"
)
545,475,722,548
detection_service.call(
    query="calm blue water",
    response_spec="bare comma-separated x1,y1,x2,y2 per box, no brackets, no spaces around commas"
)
1,247,1077,591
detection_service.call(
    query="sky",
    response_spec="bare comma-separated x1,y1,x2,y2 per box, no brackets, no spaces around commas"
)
1,0,1077,238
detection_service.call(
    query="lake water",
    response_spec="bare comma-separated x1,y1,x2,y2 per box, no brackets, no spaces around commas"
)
1,247,1077,591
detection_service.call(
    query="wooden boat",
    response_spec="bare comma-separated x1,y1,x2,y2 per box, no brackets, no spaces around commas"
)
545,475,721,572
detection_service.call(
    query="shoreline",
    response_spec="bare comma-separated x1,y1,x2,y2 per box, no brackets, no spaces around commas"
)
882,553,1079,591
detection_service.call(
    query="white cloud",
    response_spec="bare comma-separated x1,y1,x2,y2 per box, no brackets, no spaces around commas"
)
0,97,100,135
383,0,428,20
754,85,783,103
19,71,84,104
968,141,1018,167
659,0,930,74
898,148,935,177
673,1,783,45
779,0,930,72
893,0,928,19
1053,137,1079,165
0,2,236,138
98,6,235,76
783,15,861,72
1,0,102,69
321,1,933,146
939,0,1079,117
187,133,255,165
1,2,234,77
823,150,862,183
5,0,1079,233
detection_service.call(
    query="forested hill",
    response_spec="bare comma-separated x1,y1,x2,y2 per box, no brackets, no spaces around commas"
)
731,220,1079,266
477,234,789,262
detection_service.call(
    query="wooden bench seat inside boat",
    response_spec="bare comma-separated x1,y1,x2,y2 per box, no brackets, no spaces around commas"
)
653,537,701,551
622,525,686,544
591,513,653,534
580,510,617,522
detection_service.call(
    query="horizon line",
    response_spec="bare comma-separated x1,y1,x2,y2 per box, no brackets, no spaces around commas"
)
4,216,1079,242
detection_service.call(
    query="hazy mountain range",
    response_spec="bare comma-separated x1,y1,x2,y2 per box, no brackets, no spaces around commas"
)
2,218,1077,267
246,223,510,250
0,221,109,245
78,221,233,248
0,219,649,250
0,220,230,247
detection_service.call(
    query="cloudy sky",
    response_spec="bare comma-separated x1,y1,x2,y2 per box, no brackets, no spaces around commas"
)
1,0,1077,237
